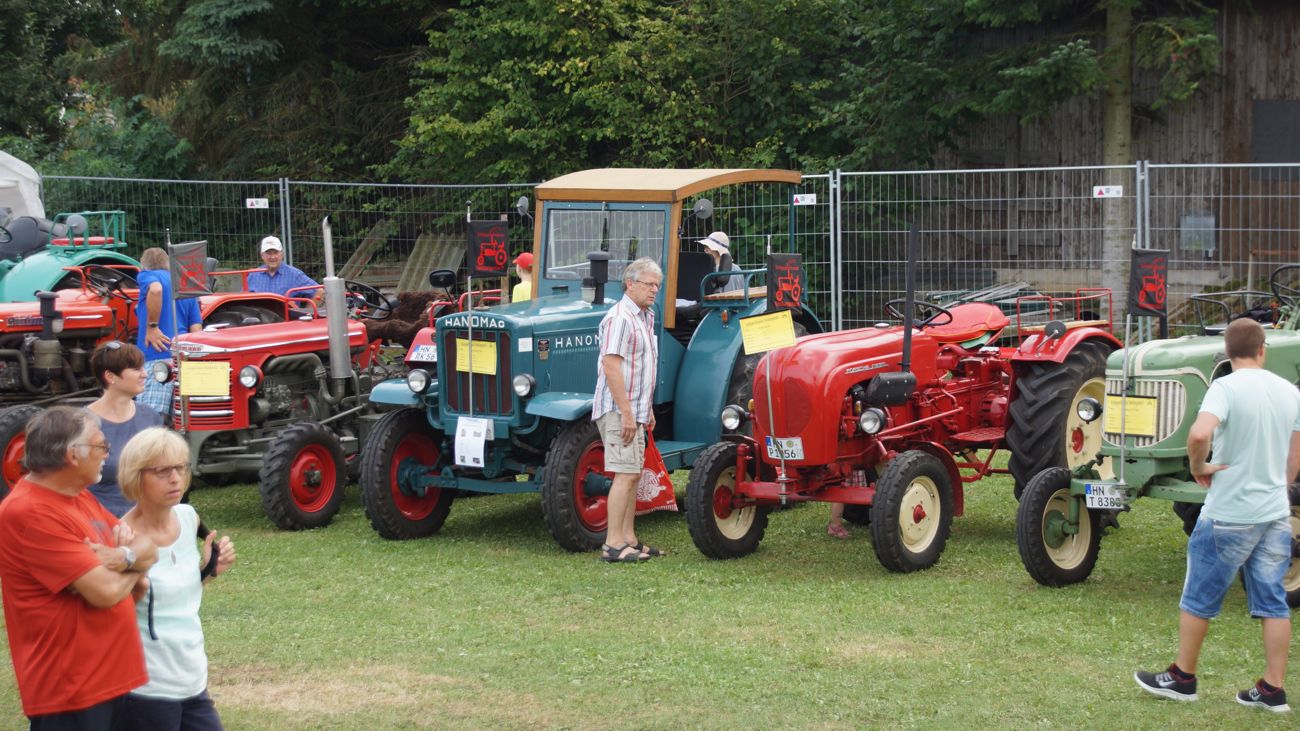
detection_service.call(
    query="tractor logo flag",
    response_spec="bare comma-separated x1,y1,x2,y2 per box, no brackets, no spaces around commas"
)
169,240,212,299
767,253,804,310
1128,248,1169,318
467,220,509,278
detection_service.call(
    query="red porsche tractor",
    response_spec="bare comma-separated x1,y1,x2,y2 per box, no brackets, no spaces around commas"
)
685,241,1121,572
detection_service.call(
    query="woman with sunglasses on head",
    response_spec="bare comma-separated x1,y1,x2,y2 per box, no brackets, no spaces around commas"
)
117,427,235,730
86,341,163,517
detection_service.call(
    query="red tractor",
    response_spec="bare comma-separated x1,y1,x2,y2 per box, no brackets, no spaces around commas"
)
686,240,1121,572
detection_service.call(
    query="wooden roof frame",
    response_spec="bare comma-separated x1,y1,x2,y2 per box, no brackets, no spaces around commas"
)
535,168,802,203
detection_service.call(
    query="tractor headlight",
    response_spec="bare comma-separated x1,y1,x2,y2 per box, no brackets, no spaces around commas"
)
512,374,535,398
238,365,262,389
720,404,746,432
1076,397,1102,423
407,368,431,394
858,407,886,434
150,360,173,384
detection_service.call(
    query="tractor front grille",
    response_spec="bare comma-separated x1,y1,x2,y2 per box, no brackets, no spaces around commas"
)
1104,377,1187,448
441,329,515,416
172,394,236,429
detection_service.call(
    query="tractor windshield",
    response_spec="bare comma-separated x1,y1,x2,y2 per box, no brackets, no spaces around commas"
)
543,207,665,285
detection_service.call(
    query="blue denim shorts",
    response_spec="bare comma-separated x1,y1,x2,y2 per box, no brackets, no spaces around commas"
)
1180,516,1291,620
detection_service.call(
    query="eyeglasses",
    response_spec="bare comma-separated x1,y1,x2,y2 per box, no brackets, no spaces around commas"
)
143,463,190,479
634,280,662,290
78,442,110,454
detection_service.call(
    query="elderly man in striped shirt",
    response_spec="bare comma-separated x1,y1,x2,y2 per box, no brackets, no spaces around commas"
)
592,257,665,563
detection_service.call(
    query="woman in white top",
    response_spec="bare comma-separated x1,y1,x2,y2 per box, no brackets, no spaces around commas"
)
116,427,235,730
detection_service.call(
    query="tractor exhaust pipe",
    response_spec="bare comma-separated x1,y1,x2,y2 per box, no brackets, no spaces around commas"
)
900,223,917,374
321,217,351,396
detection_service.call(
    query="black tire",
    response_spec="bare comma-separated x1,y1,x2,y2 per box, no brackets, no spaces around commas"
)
540,420,609,552
1007,339,1112,499
358,408,454,539
0,405,41,499
869,450,953,572
1286,484,1300,608
1016,467,1102,587
841,503,871,526
258,422,347,530
684,441,770,559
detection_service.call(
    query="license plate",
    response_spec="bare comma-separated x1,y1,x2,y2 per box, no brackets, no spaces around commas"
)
1084,482,1126,509
409,344,437,362
1102,395,1157,437
765,436,804,460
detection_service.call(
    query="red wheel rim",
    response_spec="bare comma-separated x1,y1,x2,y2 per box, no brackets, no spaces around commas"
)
573,440,609,532
390,432,441,520
289,444,337,513
2,433,26,487
712,484,735,520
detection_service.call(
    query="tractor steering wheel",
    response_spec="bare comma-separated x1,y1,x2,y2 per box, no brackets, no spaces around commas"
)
1269,264,1300,311
83,265,138,301
344,280,393,320
884,299,954,328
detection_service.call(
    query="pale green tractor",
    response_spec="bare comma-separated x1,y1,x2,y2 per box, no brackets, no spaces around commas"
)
1016,264,1300,603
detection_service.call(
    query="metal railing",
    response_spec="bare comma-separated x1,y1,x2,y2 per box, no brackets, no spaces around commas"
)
41,162,1300,335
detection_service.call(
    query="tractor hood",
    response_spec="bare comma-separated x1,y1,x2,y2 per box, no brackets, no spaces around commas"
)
0,249,139,303
173,318,369,358
1112,328,1300,385
0,289,116,333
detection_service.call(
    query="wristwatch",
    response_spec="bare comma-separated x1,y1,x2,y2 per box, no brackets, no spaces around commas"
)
147,322,159,328
120,546,137,570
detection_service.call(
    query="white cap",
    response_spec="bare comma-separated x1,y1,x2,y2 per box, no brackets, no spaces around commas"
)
699,231,730,254
260,235,284,253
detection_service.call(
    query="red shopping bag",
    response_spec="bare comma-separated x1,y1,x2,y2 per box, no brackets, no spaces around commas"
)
634,433,678,514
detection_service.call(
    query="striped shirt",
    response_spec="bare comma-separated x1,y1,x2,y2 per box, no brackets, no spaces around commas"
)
592,295,658,424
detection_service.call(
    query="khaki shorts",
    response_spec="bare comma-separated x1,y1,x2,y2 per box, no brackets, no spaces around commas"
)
596,411,645,474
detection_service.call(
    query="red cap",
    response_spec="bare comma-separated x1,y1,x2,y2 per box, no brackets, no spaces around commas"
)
513,251,534,268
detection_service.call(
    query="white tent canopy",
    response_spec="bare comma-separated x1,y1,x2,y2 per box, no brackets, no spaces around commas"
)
0,151,43,222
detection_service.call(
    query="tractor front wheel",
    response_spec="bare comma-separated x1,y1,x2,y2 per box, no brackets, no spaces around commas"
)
259,422,347,530
1016,467,1102,586
540,420,610,552
359,408,454,539
0,405,41,499
869,451,953,572
1285,484,1300,608
684,441,769,559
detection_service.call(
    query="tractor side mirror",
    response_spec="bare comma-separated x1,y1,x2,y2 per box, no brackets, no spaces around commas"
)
64,214,88,236
515,196,531,220
690,198,713,221
428,269,457,290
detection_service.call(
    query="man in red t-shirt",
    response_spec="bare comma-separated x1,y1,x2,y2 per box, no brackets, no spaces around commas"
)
0,406,157,729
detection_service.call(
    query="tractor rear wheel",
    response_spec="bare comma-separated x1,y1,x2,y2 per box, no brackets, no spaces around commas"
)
1007,339,1112,499
1016,467,1102,586
841,504,871,526
540,420,609,552
685,441,769,559
0,404,41,499
869,450,953,572
1285,484,1300,608
259,422,346,530
359,408,453,539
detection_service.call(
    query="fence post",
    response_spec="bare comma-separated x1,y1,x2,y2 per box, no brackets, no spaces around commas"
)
279,178,293,264
830,169,841,332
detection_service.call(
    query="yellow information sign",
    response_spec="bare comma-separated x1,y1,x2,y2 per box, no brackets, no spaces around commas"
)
178,361,231,397
1103,394,1158,437
739,310,797,355
455,338,498,375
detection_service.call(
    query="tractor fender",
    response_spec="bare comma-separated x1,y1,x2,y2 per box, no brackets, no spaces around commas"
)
1011,327,1121,365
368,378,421,406
907,442,965,518
524,392,594,422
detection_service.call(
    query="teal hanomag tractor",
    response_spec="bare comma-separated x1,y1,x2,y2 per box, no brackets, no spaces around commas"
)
0,210,140,301
359,168,821,550
1016,263,1300,602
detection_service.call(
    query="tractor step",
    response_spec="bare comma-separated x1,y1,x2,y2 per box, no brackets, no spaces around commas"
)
949,427,1005,444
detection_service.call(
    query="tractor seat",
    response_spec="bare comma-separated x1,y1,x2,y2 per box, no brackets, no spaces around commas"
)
0,217,49,260
925,302,1009,345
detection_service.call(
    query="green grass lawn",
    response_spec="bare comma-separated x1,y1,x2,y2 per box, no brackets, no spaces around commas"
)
1,468,1291,729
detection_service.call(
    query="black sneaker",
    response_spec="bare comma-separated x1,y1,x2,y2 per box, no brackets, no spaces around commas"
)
1134,665,1198,701
1237,680,1290,713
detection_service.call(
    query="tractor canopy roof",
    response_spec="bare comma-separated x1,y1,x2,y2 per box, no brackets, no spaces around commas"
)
536,168,802,203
